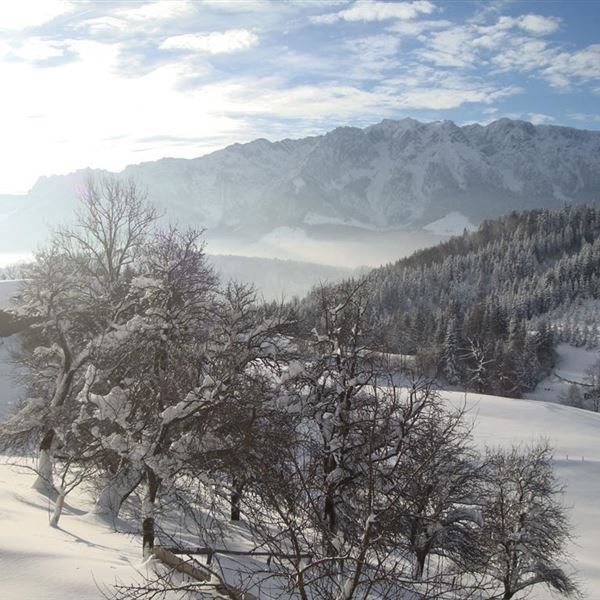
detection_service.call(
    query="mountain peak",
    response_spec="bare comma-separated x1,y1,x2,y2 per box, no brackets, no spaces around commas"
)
368,117,421,130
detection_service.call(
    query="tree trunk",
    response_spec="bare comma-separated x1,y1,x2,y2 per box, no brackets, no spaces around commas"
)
142,468,161,558
414,551,426,581
93,463,144,523
503,578,514,600
323,453,338,555
34,350,82,493
50,487,66,528
324,485,337,555
142,516,154,559
230,479,244,521
32,429,57,494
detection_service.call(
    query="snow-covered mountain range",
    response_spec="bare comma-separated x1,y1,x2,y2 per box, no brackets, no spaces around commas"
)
1,118,599,261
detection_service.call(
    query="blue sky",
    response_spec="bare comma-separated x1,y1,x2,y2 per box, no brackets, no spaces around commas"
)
0,0,599,193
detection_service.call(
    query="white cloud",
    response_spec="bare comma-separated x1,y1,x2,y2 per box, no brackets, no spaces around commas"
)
396,85,520,110
116,1,193,22
203,75,521,116
516,14,560,36
492,38,600,88
493,39,551,72
416,27,477,67
568,112,600,124
408,12,564,77
0,30,523,194
77,16,129,33
313,0,435,24
528,112,555,125
77,1,194,33
0,0,72,31
342,34,401,79
160,29,258,54
389,19,452,36
543,44,600,87
197,0,284,13
7,38,67,62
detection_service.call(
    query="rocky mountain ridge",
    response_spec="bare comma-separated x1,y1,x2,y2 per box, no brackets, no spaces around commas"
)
2,118,599,256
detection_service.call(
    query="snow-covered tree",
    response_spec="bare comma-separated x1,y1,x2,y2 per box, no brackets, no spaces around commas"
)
242,378,446,600
461,338,494,393
74,227,218,546
237,284,460,599
1,177,157,494
394,403,483,581
477,443,578,600
76,231,293,552
442,318,463,385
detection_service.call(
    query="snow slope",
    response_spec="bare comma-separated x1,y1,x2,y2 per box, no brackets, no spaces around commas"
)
423,211,477,236
1,391,599,599
0,461,141,600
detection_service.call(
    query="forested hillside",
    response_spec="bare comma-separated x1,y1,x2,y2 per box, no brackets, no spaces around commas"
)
301,205,600,397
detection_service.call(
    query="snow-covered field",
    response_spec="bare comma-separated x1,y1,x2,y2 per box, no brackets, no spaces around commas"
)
526,343,599,404
1,390,599,599
447,390,600,599
0,461,141,600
